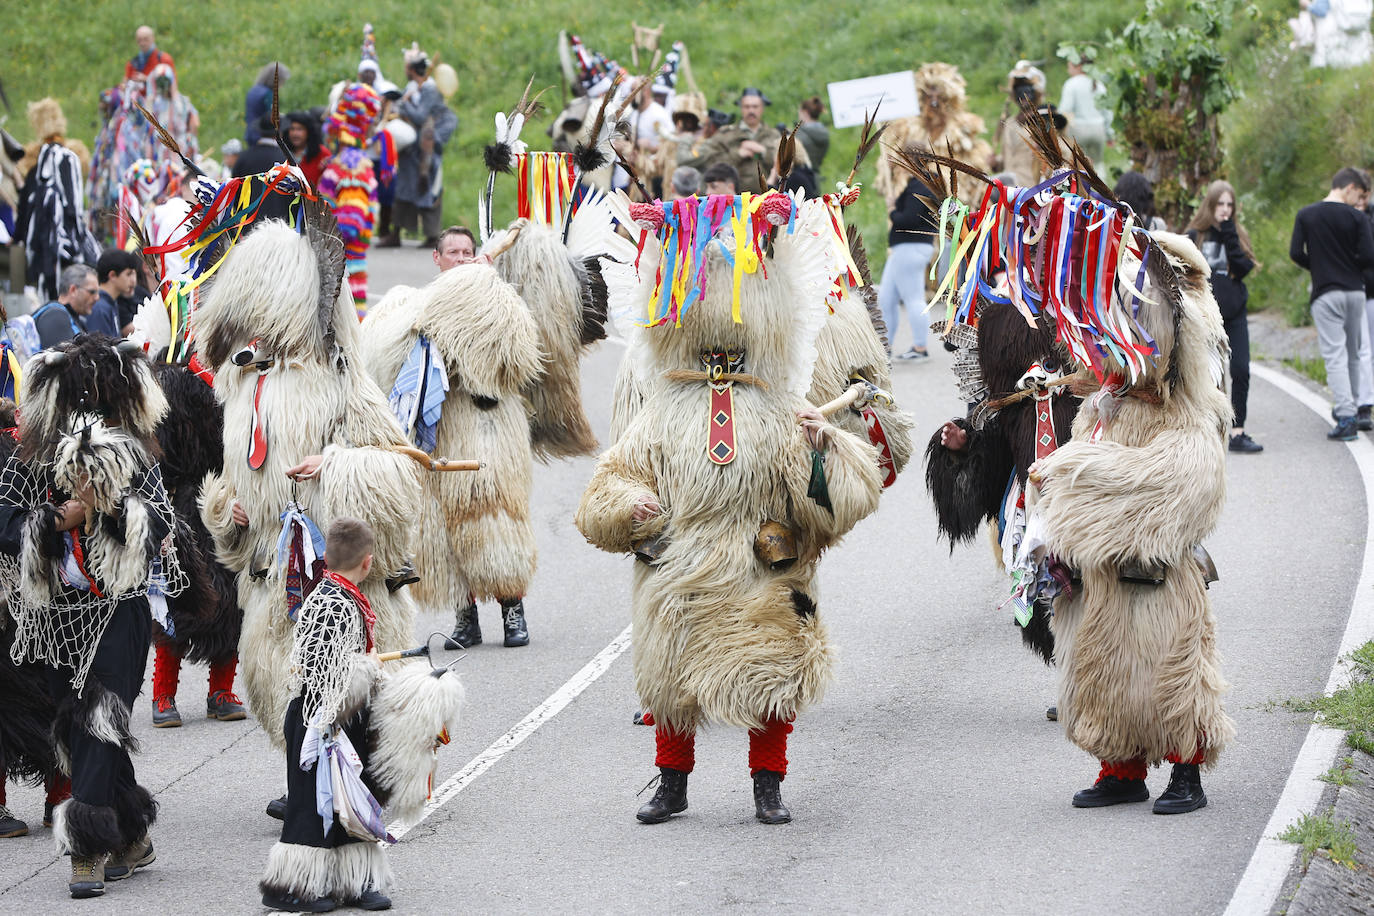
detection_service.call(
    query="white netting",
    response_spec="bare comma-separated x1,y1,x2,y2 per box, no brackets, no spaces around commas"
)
3,457,187,692
289,579,367,727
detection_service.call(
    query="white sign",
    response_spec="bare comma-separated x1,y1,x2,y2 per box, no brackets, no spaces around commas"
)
826,71,919,129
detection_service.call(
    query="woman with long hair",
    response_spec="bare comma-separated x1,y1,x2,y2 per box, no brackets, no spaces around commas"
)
1187,179,1262,452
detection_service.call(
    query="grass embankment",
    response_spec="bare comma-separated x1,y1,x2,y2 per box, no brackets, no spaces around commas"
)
0,0,1361,321
1280,640,1374,869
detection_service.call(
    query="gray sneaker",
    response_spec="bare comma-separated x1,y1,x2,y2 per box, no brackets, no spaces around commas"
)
152,696,182,728
206,690,247,721
895,347,929,361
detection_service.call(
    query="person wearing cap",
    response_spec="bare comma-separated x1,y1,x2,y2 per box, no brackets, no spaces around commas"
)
245,62,290,146
681,88,782,195
381,43,455,248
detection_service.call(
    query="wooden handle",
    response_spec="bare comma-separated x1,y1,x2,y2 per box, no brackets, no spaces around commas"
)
816,383,865,417
393,445,483,472
377,650,404,662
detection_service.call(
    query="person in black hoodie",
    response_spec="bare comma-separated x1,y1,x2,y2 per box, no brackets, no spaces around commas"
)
1188,179,1262,452
878,172,939,360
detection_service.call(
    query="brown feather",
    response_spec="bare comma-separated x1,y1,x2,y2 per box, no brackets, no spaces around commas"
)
775,122,797,186
1017,95,1067,176
271,64,281,133
845,223,888,349
136,102,183,159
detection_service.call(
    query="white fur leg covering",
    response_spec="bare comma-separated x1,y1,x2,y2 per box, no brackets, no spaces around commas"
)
259,842,336,900
335,842,393,898
366,663,464,823
83,681,138,753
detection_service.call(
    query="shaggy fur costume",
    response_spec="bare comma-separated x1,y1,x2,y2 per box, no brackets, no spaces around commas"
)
194,221,422,750
358,210,627,613
873,64,993,208
1030,232,1235,768
925,303,1080,662
152,362,241,665
577,195,884,733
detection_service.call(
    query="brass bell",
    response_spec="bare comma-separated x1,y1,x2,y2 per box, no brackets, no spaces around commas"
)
753,520,798,570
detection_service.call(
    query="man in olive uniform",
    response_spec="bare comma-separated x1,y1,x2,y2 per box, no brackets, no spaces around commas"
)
682,88,781,195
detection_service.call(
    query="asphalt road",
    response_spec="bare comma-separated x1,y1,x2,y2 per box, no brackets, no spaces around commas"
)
0,242,1364,914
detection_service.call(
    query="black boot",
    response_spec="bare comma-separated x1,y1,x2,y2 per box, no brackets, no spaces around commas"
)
266,794,287,821
500,598,529,648
752,770,792,824
1071,775,1150,808
1153,763,1208,814
636,768,688,823
450,603,481,648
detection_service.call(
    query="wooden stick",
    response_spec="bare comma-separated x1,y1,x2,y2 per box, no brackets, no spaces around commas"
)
392,445,482,472
817,382,866,416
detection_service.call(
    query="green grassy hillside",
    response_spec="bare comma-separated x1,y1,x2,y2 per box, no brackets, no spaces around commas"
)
4,0,1352,324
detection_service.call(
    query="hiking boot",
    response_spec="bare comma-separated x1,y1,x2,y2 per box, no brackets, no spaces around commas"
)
69,855,105,899
105,836,154,881
1329,416,1359,441
0,804,28,838
501,599,530,648
1072,775,1150,808
636,768,689,824
266,794,287,821
1153,763,1208,814
354,886,393,910
752,770,792,824
152,695,182,728
450,603,482,648
207,690,247,721
262,888,336,912
1359,405,1374,431
1046,706,1058,722
1228,432,1263,453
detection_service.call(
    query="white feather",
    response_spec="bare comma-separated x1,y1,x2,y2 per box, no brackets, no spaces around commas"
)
127,294,172,351
565,188,636,263
493,112,507,142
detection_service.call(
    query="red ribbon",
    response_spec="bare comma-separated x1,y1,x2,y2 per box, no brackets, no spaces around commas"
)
324,570,376,651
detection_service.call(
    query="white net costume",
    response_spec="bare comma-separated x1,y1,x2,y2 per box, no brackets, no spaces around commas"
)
289,577,368,727
1,452,186,692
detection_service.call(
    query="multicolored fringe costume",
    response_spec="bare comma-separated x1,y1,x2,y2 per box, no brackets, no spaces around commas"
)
323,84,383,315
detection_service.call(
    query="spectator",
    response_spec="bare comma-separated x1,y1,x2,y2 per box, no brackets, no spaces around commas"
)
796,96,830,175
1114,171,1169,232
1290,167,1374,440
31,264,97,349
93,249,140,337
15,99,101,301
234,115,287,177
218,138,243,181
282,111,329,188
704,108,732,140
702,162,739,196
671,166,701,198
1187,180,1262,452
125,26,174,83
382,43,456,248
1056,44,1110,166
614,80,674,197
879,172,939,360
245,63,289,145
683,88,781,195
433,226,478,271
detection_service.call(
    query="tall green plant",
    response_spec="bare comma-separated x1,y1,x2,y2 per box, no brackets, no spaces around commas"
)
1106,0,1256,226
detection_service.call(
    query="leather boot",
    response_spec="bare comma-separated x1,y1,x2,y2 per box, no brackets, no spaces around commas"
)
752,770,792,824
450,603,481,648
1153,763,1208,814
1071,775,1150,808
500,598,529,648
636,768,688,823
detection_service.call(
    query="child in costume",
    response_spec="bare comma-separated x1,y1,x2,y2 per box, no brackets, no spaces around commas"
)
576,189,884,824
0,337,184,898
260,516,464,912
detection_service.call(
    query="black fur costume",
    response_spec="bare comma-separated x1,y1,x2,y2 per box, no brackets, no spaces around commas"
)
925,300,1080,662
150,361,240,665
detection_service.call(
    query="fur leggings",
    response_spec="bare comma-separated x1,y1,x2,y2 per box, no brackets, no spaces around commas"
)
49,597,157,857
654,718,795,776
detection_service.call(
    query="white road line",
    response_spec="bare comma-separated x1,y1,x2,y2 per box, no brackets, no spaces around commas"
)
1224,364,1374,916
388,623,633,841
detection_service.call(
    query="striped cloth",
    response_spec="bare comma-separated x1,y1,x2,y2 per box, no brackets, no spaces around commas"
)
389,335,448,452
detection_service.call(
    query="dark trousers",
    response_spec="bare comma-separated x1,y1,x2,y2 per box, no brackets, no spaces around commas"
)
1223,312,1250,427
47,598,150,810
279,695,372,849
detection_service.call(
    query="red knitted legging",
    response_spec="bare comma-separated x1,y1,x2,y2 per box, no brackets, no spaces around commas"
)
153,639,238,698
1099,747,1206,782
652,717,795,776
0,769,69,806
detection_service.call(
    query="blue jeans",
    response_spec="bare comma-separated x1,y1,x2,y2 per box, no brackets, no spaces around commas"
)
878,241,935,353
